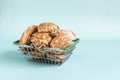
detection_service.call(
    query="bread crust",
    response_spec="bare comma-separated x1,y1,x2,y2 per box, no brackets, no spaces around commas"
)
30,32,52,47
51,30,76,40
38,22,60,33
20,25,38,45
50,34,72,48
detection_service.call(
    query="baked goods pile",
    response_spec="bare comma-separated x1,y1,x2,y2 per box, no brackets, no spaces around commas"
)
19,22,78,64
20,22,76,48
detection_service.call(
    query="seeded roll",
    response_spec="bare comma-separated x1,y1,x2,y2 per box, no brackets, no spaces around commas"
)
30,32,53,47
51,29,76,40
38,22,60,33
50,34,72,48
20,25,38,45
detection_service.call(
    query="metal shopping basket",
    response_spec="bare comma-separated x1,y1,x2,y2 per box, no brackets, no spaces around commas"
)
14,38,80,65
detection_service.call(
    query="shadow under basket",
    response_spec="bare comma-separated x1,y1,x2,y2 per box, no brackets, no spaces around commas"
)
17,38,80,65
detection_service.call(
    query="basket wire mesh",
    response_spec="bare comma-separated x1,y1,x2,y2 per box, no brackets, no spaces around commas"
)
15,38,79,65
19,44,75,65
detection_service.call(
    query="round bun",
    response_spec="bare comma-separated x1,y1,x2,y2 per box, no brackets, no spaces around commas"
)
30,32,52,47
20,25,38,45
50,34,72,48
51,30,76,40
38,22,60,33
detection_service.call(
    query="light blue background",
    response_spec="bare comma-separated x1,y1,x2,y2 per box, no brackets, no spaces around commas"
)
0,0,120,80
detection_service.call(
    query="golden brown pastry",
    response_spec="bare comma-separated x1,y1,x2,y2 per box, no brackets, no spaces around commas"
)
38,22,60,33
50,34,72,48
20,25,38,45
30,32,52,47
51,30,76,40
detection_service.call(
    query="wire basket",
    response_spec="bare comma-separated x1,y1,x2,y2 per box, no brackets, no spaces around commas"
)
14,38,80,65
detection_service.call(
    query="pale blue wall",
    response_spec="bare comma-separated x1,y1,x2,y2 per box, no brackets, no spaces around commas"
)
0,0,120,40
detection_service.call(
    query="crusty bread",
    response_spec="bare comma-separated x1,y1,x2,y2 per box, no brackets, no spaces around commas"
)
51,29,76,40
20,23,76,49
50,29,76,48
50,34,72,48
38,22,60,33
30,32,52,47
20,25,38,45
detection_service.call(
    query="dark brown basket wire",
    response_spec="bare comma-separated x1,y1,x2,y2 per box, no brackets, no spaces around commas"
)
19,44,75,65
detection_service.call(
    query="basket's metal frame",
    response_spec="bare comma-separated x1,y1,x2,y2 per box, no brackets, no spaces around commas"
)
19,44,75,65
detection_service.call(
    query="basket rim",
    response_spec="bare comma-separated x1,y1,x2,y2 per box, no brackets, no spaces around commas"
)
14,38,80,51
